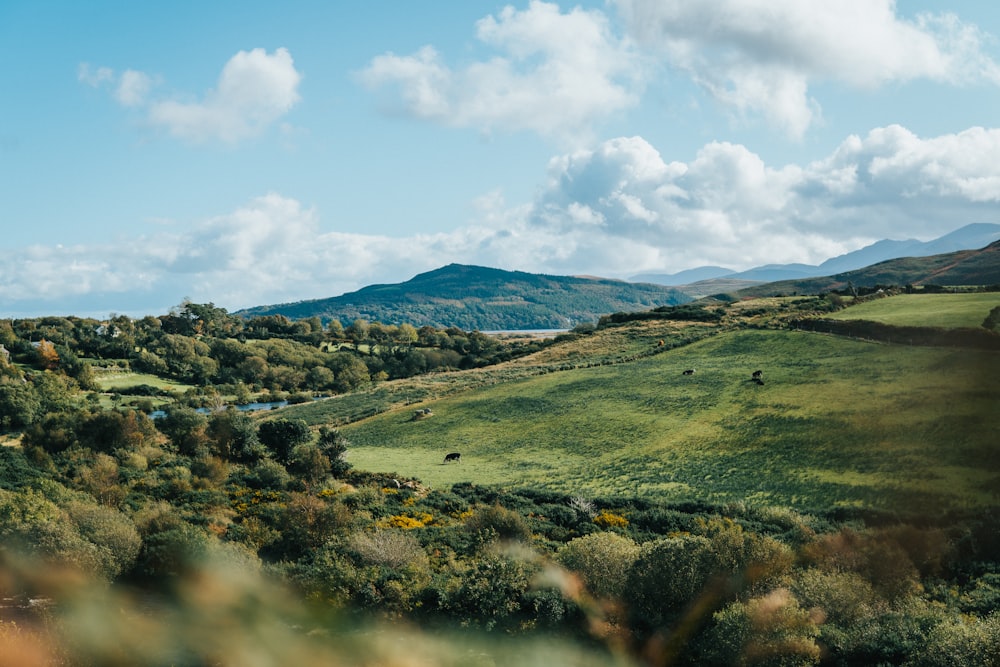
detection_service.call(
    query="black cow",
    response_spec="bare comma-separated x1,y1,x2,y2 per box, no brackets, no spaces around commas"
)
752,369,763,379
682,369,696,375
444,452,461,463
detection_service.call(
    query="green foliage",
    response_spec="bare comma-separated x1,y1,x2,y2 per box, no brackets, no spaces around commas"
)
157,407,209,456
694,590,822,666
206,408,265,462
557,532,639,601
984,305,1000,331
257,417,310,464
317,426,351,477
236,263,690,330
464,504,532,544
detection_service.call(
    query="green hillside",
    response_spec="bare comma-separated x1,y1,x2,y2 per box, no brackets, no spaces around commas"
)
828,292,1000,328
236,263,691,330
332,326,998,514
732,240,1000,298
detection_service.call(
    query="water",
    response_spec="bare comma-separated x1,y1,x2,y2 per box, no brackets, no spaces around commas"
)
150,400,288,419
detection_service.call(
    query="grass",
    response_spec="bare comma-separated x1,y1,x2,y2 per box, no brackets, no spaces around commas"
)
828,292,1000,328
339,328,1000,514
92,369,193,393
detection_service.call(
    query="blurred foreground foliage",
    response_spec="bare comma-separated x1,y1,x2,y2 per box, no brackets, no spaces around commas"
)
2,421,1000,666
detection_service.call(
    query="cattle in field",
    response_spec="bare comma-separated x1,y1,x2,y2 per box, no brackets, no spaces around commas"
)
444,452,461,463
752,369,763,380
682,369,696,375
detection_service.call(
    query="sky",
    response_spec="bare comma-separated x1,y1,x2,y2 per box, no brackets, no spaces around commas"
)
2,0,999,319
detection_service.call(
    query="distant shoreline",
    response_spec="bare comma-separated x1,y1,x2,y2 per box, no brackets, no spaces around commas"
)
483,329,568,339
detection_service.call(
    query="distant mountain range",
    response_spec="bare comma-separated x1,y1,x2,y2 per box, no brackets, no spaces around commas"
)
730,238,1000,298
238,223,1000,330
236,264,690,330
632,223,1000,285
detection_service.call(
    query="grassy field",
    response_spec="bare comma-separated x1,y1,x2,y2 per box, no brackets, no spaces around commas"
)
93,369,193,393
828,292,1000,328
338,328,999,514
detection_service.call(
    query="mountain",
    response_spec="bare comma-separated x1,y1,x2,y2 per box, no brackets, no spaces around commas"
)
731,239,1000,298
236,264,692,330
629,265,735,286
633,223,1000,287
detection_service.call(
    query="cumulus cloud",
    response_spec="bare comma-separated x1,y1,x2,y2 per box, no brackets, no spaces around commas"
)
3,125,999,317
359,1,641,142
613,0,1000,137
79,48,302,144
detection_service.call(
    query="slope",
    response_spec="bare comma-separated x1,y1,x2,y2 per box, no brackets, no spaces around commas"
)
732,240,1000,298
336,327,998,514
236,264,691,330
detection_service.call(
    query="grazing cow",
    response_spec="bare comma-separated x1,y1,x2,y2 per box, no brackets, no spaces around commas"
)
752,370,763,380
682,369,696,375
444,452,461,463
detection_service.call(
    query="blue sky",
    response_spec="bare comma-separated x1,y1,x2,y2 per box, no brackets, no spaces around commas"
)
2,1,999,318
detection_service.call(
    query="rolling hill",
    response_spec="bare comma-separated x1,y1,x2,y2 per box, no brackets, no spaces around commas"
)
730,239,1000,298
236,230,1000,332
632,222,1000,285
271,295,999,514
235,264,691,330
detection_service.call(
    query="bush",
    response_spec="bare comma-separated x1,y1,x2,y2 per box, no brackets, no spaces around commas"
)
693,589,822,666
557,532,640,602
464,504,532,544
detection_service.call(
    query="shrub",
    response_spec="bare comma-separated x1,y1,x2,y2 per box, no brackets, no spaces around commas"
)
909,613,1000,667
557,532,640,602
625,535,719,636
694,589,822,666
347,530,429,571
464,504,532,543
592,510,628,529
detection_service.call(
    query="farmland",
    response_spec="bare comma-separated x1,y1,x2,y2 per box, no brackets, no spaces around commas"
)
827,292,1000,328
340,327,999,513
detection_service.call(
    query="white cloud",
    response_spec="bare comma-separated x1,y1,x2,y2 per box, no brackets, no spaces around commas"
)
3,125,999,317
613,0,1000,137
115,69,152,107
78,63,114,87
148,48,302,143
359,1,641,142
79,48,302,144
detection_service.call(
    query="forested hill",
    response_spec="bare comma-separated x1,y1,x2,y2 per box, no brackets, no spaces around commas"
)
236,264,692,330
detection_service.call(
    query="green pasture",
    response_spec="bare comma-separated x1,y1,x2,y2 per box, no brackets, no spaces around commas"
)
93,369,192,393
342,329,999,514
829,292,1000,328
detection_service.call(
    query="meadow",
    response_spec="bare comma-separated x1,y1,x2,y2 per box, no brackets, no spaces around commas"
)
341,328,999,514
828,291,1000,328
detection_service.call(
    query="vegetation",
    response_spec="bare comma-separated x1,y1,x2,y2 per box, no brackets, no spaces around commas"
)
0,290,998,665
827,292,1000,329
235,263,691,330
732,240,1000,298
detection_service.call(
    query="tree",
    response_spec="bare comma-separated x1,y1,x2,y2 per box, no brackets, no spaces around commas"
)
317,427,351,477
207,408,265,463
35,339,60,370
157,407,209,456
327,352,369,392
288,443,330,487
346,319,370,345
257,418,311,464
